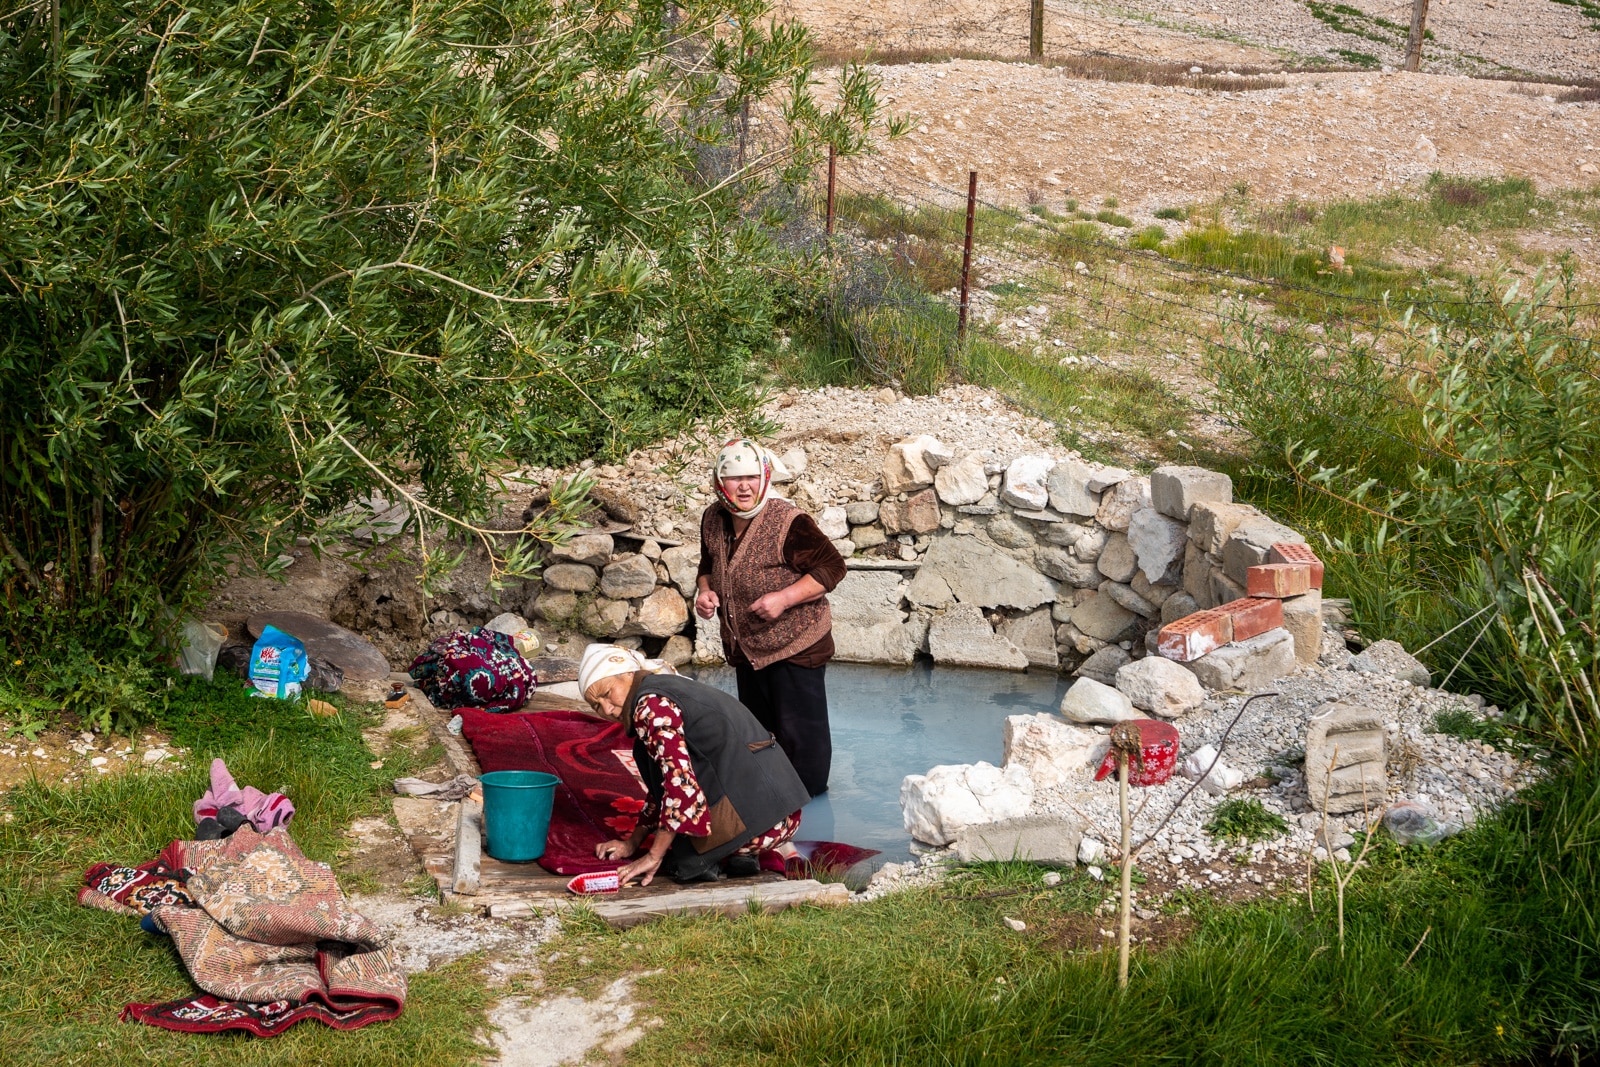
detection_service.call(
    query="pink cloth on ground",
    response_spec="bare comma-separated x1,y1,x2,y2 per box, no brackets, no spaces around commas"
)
193,758,295,833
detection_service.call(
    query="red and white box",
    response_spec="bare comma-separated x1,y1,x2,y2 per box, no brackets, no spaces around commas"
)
1267,542,1324,589
1157,610,1233,662
1216,597,1285,642
1247,562,1312,598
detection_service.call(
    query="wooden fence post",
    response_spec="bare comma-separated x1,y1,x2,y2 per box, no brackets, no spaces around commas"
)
958,170,977,340
1404,0,1430,72
826,144,837,236
1030,0,1044,59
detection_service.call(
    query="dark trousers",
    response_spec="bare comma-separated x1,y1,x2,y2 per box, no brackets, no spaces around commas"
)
735,661,831,797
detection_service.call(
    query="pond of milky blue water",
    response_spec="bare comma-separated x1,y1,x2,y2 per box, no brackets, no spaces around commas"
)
692,661,1070,863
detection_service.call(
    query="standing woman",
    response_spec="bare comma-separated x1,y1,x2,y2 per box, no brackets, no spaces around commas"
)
695,439,845,796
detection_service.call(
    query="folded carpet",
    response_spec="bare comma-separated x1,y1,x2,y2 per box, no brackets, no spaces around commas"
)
81,827,405,1036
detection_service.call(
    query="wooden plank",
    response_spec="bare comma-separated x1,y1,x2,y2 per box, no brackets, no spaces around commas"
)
485,879,850,925
452,800,483,895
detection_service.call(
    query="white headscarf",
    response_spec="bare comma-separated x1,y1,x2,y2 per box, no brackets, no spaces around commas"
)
577,643,676,698
713,438,776,520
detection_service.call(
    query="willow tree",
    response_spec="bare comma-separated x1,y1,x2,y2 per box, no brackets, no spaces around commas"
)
0,0,893,658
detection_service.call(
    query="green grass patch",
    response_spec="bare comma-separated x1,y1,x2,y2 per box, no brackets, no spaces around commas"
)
0,676,489,1065
1153,206,1188,221
536,757,1600,1065
1432,706,1512,748
1204,798,1290,844
1094,209,1134,228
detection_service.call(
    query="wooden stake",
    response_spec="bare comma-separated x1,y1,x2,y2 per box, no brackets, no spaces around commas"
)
1030,0,1044,59
826,144,837,236
958,170,977,340
1117,752,1132,989
1404,0,1430,72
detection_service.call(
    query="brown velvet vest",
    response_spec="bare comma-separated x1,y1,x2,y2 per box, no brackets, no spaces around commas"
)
701,498,833,670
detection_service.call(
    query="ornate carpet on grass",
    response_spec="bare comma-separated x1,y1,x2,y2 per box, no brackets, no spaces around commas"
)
81,827,405,1036
458,707,879,879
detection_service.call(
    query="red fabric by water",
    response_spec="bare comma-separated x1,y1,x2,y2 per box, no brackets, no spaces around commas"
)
458,708,880,879
458,708,647,875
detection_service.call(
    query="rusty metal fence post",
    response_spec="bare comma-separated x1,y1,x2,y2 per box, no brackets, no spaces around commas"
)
958,170,977,340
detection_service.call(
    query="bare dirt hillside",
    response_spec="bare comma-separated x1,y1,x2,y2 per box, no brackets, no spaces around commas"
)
818,62,1599,209
780,0,1600,80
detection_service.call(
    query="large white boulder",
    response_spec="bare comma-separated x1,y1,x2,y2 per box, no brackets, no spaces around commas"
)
900,761,1035,846
1127,505,1188,586
1116,655,1207,718
934,452,989,506
1002,714,1109,788
1180,744,1246,796
1059,677,1144,724
1000,455,1055,510
882,435,945,493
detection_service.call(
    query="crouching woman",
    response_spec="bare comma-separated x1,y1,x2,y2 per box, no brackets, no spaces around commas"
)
579,645,811,886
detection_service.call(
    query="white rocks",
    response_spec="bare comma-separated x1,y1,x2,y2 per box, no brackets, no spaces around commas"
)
660,544,701,597
882,435,943,493
628,587,688,637
1127,506,1188,585
551,532,614,568
921,438,956,469
1096,533,1138,583
483,612,529,635
692,610,724,665
1351,639,1431,687
1116,656,1207,717
1095,477,1150,532
1070,593,1139,643
1222,515,1306,584
1046,458,1101,518
1305,702,1387,814
143,749,168,763
911,535,1057,611
934,452,990,506
543,563,599,593
1000,455,1054,510
1035,545,1100,588
1180,744,1246,796
1186,629,1297,691
955,815,1084,865
817,506,850,541
599,555,659,600
831,570,921,666
900,761,1035,846
1003,714,1108,788
928,603,1029,670
1073,646,1131,687
998,608,1059,670
1078,837,1106,865
1059,677,1143,724
1150,466,1233,521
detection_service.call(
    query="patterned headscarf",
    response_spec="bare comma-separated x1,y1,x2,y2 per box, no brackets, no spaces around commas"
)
713,438,774,519
577,643,676,699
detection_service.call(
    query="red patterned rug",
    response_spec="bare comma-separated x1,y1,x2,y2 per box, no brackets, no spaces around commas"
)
458,708,648,875
457,708,879,878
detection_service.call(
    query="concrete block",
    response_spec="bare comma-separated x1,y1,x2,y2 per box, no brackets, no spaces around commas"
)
1280,589,1323,668
953,814,1085,864
1305,702,1389,815
1188,501,1254,556
928,603,1029,670
1151,465,1233,521
1186,628,1296,691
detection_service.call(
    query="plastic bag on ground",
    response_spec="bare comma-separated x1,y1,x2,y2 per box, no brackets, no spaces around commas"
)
249,625,310,700
1384,801,1458,846
1181,744,1245,796
177,621,227,682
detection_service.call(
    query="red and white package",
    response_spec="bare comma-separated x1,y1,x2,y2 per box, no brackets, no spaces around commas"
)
567,871,622,895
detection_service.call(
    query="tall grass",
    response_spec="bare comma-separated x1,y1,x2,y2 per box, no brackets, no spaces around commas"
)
1209,270,1600,748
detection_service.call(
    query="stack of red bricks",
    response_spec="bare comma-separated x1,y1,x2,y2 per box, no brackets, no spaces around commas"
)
1156,542,1324,666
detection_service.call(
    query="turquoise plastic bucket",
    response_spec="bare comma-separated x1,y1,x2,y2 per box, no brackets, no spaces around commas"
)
480,770,560,862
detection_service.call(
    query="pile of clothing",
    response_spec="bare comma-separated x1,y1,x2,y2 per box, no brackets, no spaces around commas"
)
408,627,537,713
79,760,405,1036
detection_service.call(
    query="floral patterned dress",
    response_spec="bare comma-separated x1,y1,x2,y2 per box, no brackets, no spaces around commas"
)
631,694,800,855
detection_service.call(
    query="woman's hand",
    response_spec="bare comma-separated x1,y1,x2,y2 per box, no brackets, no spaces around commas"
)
595,838,634,861
694,588,720,620
749,590,790,621
618,850,666,887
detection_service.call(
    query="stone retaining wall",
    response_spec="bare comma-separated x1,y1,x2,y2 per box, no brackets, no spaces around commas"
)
524,434,1325,692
